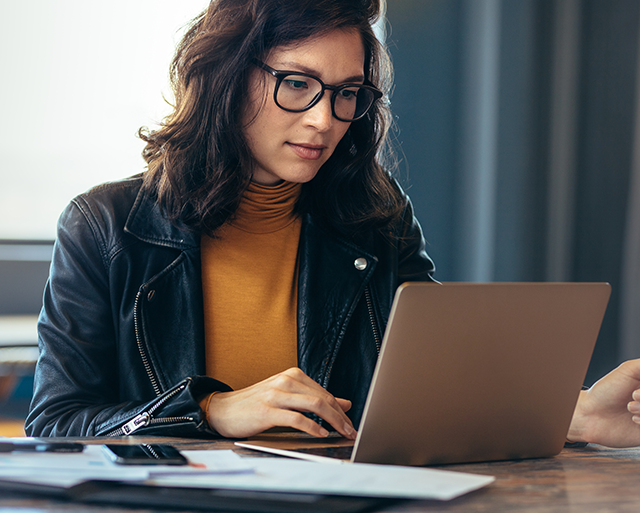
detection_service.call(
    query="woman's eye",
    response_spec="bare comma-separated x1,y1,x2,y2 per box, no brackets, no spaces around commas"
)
284,79,309,90
339,89,358,100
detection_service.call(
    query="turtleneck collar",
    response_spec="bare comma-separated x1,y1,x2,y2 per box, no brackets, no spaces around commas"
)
229,180,302,234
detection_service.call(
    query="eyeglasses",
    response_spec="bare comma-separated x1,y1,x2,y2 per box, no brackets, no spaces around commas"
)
254,60,383,122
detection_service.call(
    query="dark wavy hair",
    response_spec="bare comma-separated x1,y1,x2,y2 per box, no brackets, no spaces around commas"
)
140,0,404,237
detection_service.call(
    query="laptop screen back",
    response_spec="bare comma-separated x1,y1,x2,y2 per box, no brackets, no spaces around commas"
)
352,282,611,466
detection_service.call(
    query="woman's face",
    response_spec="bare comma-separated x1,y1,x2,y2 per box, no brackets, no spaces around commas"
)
243,28,365,185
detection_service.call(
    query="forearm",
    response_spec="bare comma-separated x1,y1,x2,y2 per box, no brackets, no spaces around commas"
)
26,375,226,437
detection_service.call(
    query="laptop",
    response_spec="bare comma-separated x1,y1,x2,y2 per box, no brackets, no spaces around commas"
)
237,282,611,466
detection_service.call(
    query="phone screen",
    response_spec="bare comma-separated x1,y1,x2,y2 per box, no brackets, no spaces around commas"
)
103,444,188,465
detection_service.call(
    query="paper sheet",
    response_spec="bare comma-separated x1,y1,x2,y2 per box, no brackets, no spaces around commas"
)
0,444,494,501
156,450,495,501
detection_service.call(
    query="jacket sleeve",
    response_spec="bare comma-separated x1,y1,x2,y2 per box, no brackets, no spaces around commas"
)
24,199,230,438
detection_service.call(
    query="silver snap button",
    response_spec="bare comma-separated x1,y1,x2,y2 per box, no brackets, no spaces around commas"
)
147,290,156,302
354,258,368,271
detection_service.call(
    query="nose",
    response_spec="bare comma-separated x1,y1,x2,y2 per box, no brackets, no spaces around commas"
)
301,93,334,132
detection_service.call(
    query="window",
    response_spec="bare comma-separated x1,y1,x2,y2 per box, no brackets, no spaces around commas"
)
0,1,209,240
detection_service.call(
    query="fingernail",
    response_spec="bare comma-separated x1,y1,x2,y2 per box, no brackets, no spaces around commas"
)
634,390,640,401
319,427,329,437
344,424,355,438
633,415,640,424
629,402,640,414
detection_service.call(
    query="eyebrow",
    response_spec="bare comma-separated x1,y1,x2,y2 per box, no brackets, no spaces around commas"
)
277,61,365,84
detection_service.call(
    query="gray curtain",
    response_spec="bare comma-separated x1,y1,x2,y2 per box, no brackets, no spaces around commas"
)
387,0,640,383
621,5,640,361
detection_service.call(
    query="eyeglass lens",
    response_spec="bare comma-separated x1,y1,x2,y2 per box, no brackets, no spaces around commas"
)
277,75,376,121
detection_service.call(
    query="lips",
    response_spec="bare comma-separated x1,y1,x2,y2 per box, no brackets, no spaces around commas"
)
287,142,325,160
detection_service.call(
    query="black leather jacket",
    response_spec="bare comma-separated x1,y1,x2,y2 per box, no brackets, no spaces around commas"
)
25,175,434,437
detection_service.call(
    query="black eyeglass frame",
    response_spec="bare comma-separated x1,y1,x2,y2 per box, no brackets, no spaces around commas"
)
254,60,383,122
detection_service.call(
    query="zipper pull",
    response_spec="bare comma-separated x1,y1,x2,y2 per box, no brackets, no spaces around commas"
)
121,412,151,435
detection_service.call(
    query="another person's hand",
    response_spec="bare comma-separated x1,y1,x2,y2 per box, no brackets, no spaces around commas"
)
567,359,640,447
201,367,357,439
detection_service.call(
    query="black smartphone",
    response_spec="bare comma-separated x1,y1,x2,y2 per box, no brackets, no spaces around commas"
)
102,444,188,465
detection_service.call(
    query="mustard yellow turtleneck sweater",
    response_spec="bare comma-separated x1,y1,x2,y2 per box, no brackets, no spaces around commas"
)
200,180,302,391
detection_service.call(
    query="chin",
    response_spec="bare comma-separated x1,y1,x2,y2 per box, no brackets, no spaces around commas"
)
283,167,322,184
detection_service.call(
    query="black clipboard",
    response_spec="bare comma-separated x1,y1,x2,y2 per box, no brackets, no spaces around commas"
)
0,478,400,512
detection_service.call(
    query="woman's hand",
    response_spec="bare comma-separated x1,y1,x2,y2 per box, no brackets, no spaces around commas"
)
567,359,640,447
202,367,357,439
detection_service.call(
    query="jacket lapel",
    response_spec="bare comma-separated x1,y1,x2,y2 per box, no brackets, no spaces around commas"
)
297,214,378,387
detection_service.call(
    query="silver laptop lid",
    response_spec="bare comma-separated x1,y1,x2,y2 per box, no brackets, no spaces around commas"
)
353,282,611,466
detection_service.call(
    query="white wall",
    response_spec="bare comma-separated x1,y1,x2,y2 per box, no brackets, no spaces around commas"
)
0,1,209,240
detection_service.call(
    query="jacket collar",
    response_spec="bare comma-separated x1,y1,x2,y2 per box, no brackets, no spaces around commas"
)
124,185,200,250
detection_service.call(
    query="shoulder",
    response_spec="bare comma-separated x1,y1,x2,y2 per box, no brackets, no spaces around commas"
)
70,174,144,223
56,174,146,265
383,178,437,281
383,177,419,236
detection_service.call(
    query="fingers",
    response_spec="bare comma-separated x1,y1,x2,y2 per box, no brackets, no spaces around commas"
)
268,406,335,438
268,388,355,438
628,389,640,423
336,397,352,412
269,369,356,438
279,370,351,414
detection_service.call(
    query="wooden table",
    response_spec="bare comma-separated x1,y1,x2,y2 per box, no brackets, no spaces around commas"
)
1,435,639,512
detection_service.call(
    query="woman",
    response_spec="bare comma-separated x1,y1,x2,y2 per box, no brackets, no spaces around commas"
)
24,0,640,448
25,0,432,439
